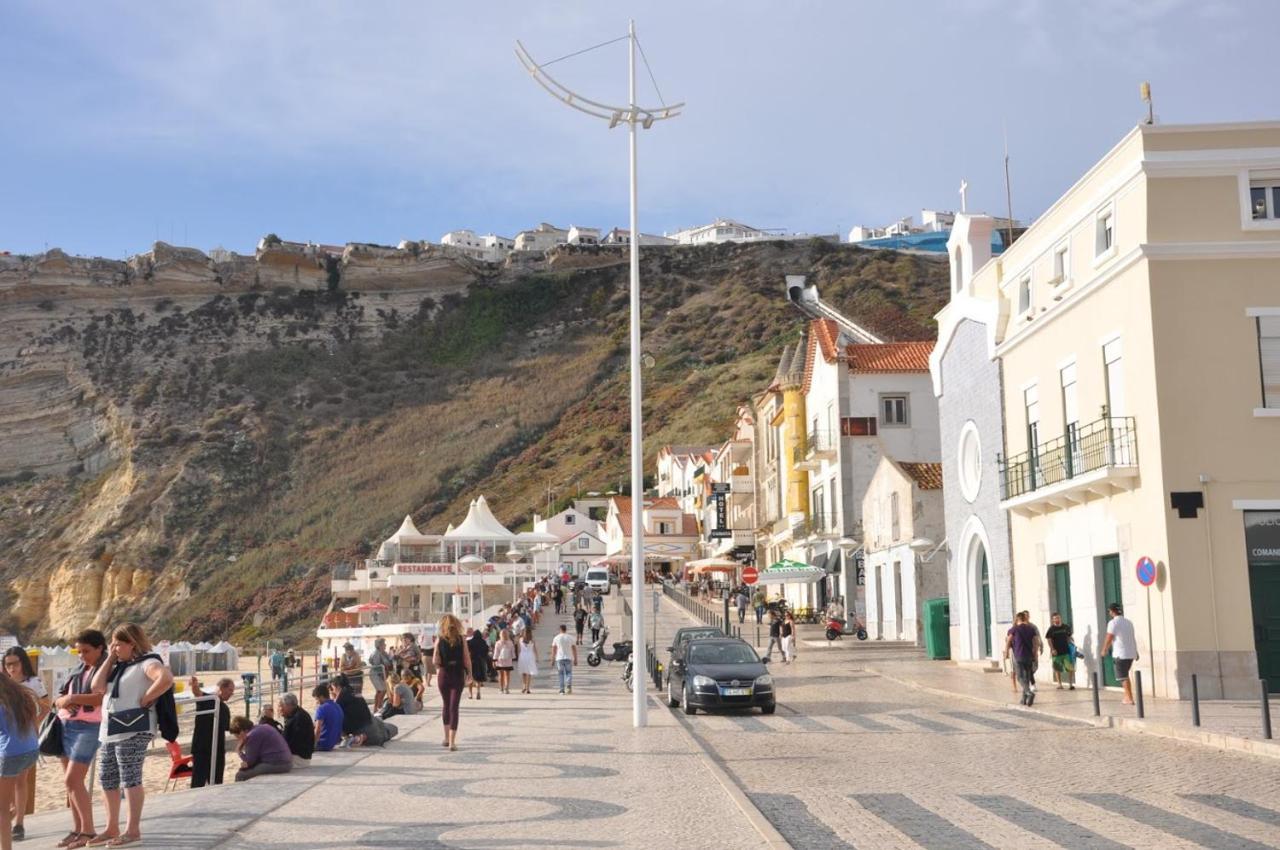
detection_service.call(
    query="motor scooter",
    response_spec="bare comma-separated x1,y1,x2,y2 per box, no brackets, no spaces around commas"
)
825,615,868,641
586,627,633,667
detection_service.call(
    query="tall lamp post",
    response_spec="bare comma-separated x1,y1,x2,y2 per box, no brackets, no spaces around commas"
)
517,22,682,729
457,554,485,628
505,545,524,603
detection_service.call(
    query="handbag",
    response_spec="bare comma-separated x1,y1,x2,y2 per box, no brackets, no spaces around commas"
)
37,712,63,756
106,706,150,737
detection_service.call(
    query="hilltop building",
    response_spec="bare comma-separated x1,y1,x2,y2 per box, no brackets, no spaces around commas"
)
849,209,1018,254
602,228,676,246
514,223,569,252
668,218,838,247
440,230,514,263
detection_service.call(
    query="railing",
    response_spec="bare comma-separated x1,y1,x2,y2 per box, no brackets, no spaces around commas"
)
998,415,1138,500
807,429,834,455
662,582,741,639
795,510,837,537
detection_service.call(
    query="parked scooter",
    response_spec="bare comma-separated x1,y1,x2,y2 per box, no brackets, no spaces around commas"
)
586,627,633,667
825,616,868,641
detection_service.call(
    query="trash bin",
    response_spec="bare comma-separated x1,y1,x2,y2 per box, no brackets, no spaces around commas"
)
922,598,951,660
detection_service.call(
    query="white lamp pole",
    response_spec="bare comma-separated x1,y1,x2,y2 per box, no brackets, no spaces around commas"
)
517,21,682,729
457,554,485,627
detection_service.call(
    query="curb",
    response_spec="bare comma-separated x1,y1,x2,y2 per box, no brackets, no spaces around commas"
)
865,664,1280,761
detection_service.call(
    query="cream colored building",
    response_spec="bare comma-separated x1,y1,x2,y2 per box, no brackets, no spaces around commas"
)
955,121,1280,699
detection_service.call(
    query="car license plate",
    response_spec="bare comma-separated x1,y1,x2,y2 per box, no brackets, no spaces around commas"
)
721,687,751,696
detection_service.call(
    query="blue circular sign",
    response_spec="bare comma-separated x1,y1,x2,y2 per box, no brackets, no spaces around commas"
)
1136,556,1157,587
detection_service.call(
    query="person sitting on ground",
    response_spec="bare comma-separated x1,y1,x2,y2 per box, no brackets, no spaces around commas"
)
229,716,293,782
402,671,425,703
329,675,396,748
378,674,420,720
278,694,314,763
311,685,343,753
257,705,282,732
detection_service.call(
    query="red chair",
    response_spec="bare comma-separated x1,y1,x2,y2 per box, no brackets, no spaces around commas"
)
164,740,194,791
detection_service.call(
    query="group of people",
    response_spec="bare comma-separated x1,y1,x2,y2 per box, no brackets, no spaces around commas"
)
1003,603,1138,707
762,609,799,664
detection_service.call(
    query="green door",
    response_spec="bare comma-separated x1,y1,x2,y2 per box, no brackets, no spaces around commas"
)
1051,563,1074,625
1250,561,1280,692
980,549,993,657
1101,555,1122,686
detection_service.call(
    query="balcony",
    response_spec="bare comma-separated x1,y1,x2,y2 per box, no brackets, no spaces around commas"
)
794,429,836,469
998,415,1139,515
793,510,840,540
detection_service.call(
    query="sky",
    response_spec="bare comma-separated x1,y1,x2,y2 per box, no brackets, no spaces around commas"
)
2,0,1276,259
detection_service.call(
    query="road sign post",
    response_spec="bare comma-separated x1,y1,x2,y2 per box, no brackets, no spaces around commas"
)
742,566,759,585
1137,556,1158,698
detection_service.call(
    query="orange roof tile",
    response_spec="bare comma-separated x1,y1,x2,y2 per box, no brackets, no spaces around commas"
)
846,341,935,374
899,461,943,490
811,319,841,363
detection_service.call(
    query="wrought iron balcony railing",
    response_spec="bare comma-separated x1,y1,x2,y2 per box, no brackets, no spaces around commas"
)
998,415,1138,500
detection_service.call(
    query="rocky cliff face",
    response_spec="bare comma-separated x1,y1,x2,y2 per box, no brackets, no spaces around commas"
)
0,238,948,644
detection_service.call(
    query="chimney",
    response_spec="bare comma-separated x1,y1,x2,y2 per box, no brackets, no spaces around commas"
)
947,214,996,297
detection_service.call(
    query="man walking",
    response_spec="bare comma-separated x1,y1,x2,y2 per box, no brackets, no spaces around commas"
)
552,584,564,615
1101,603,1138,705
736,588,749,624
549,624,578,695
764,612,783,662
1044,612,1075,690
1006,612,1041,706
752,588,767,624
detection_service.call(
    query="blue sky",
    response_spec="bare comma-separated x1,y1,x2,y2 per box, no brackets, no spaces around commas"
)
2,0,1275,259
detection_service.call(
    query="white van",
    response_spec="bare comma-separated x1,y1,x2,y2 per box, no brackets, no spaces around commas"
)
585,566,611,594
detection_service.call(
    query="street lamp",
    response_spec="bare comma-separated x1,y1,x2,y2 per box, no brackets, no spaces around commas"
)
457,554,485,627
517,22,683,730
505,546,524,603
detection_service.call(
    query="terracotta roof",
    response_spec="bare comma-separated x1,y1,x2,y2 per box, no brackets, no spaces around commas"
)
811,319,841,363
846,341,935,374
610,497,693,536
899,461,943,490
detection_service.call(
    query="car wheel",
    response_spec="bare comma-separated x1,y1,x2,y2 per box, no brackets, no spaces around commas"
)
667,676,680,707
682,685,697,715
760,703,776,715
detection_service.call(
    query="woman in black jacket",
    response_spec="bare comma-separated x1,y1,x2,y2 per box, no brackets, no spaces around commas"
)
466,628,490,701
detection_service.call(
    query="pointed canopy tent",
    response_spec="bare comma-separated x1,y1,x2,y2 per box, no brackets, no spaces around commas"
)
377,514,441,561
760,559,828,585
443,496,515,541
209,641,239,670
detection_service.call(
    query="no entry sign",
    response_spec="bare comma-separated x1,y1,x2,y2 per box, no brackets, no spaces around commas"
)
742,566,759,585
1136,556,1157,587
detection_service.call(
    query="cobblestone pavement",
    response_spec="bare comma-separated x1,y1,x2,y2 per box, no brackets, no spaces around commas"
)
660,597,1280,849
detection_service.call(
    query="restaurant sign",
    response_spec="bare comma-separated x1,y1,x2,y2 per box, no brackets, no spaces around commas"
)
396,563,499,575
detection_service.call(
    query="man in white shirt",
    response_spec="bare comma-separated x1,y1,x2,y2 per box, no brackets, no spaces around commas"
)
1100,603,1138,705
549,625,578,695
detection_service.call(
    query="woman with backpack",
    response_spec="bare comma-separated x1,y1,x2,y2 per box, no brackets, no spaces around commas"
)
431,614,472,751
52,629,108,849
89,623,175,848
0,663,38,850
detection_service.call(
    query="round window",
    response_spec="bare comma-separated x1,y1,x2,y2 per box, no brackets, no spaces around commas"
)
958,421,981,503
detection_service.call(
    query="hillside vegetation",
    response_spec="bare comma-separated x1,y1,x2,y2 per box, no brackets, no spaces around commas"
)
0,240,947,644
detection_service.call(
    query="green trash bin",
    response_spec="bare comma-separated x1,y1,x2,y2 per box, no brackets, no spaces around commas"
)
922,597,951,660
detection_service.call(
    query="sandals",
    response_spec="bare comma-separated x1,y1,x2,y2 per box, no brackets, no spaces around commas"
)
66,837,97,850
85,836,119,848
108,836,142,848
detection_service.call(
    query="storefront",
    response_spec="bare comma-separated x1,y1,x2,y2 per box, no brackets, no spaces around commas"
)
1245,511,1280,692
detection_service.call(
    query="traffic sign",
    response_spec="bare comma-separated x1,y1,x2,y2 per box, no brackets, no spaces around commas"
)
742,566,759,585
1136,556,1157,587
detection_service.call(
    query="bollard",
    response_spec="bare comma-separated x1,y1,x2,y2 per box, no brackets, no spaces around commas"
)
1091,671,1101,717
1135,670,1145,719
1263,680,1273,741
1191,674,1201,727
723,598,731,635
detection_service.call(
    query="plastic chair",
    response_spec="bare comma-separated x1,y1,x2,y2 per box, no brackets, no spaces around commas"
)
164,740,194,791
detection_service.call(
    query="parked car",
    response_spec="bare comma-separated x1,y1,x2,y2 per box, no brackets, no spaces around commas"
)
585,566,611,594
665,636,775,715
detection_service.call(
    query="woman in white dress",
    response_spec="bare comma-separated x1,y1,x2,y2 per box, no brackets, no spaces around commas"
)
516,630,538,694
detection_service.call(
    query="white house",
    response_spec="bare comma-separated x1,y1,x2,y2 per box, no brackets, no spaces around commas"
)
861,458,946,644
514,223,569,252
668,218,769,245
602,496,699,579
602,228,676,246
567,225,601,245
440,230,513,262
534,506,607,576
655,445,716,518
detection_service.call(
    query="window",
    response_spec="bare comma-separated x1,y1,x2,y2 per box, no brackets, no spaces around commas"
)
1258,316,1280,408
1251,181,1280,220
1017,275,1032,315
842,416,878,436
812,485,824,529
1103,339,1125,418
657,521,673,535
565,514,575,525
958,421,982,502
880,395,909,426
1061,361,1080,473
890,492,900,540
577,537,590,549
1095,208,1115,256
1052,244,1069,287
1024,384,1041,449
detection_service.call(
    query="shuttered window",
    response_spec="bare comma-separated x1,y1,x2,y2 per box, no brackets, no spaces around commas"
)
1260,316,1280,408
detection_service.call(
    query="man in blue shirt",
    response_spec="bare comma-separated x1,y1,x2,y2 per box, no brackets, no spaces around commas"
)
311,685,344,752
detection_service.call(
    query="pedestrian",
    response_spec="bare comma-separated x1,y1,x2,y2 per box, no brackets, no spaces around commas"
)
573,606,588,645
764,612,783,662
52,629,107,850
736,588,749,624
493,629,516,694
552,584,564,615
432,614,471,751
278,694,314,763
1100,603,1138,705
1006,612,1042,706
2,647,47,841
366,638,395,713
229,716,292,782
338,643,363,696
549,624,578,695
589,609,604,644
268,647,286,684
781,611,797,663
188,676,234,788
466,628,490,701
89,622,175,848
752,588,767,624
516,630,538,694
1044,612,1076,690
0,663,38,850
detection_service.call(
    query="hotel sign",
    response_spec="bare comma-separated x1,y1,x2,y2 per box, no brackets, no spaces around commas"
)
1244,511,1280,561
396,563,499,575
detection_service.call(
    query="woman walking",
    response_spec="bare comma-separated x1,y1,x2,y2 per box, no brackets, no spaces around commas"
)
53,630,107,849
2,647,48,842
516,629,538,694
0,666,38,850
780,612,796,663
432,614,471,751
492,629,516,694
465,628,490,701
89,623,175,847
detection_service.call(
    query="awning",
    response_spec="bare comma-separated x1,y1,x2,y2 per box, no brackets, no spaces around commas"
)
760,559,828,585
690,562,737,575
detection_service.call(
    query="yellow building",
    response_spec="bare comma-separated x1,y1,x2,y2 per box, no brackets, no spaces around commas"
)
955,121,1280,699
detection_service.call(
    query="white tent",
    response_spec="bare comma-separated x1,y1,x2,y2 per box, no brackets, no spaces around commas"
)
376,514,440,561
443,496,514,541
208,641,239,671
167,641,196,677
